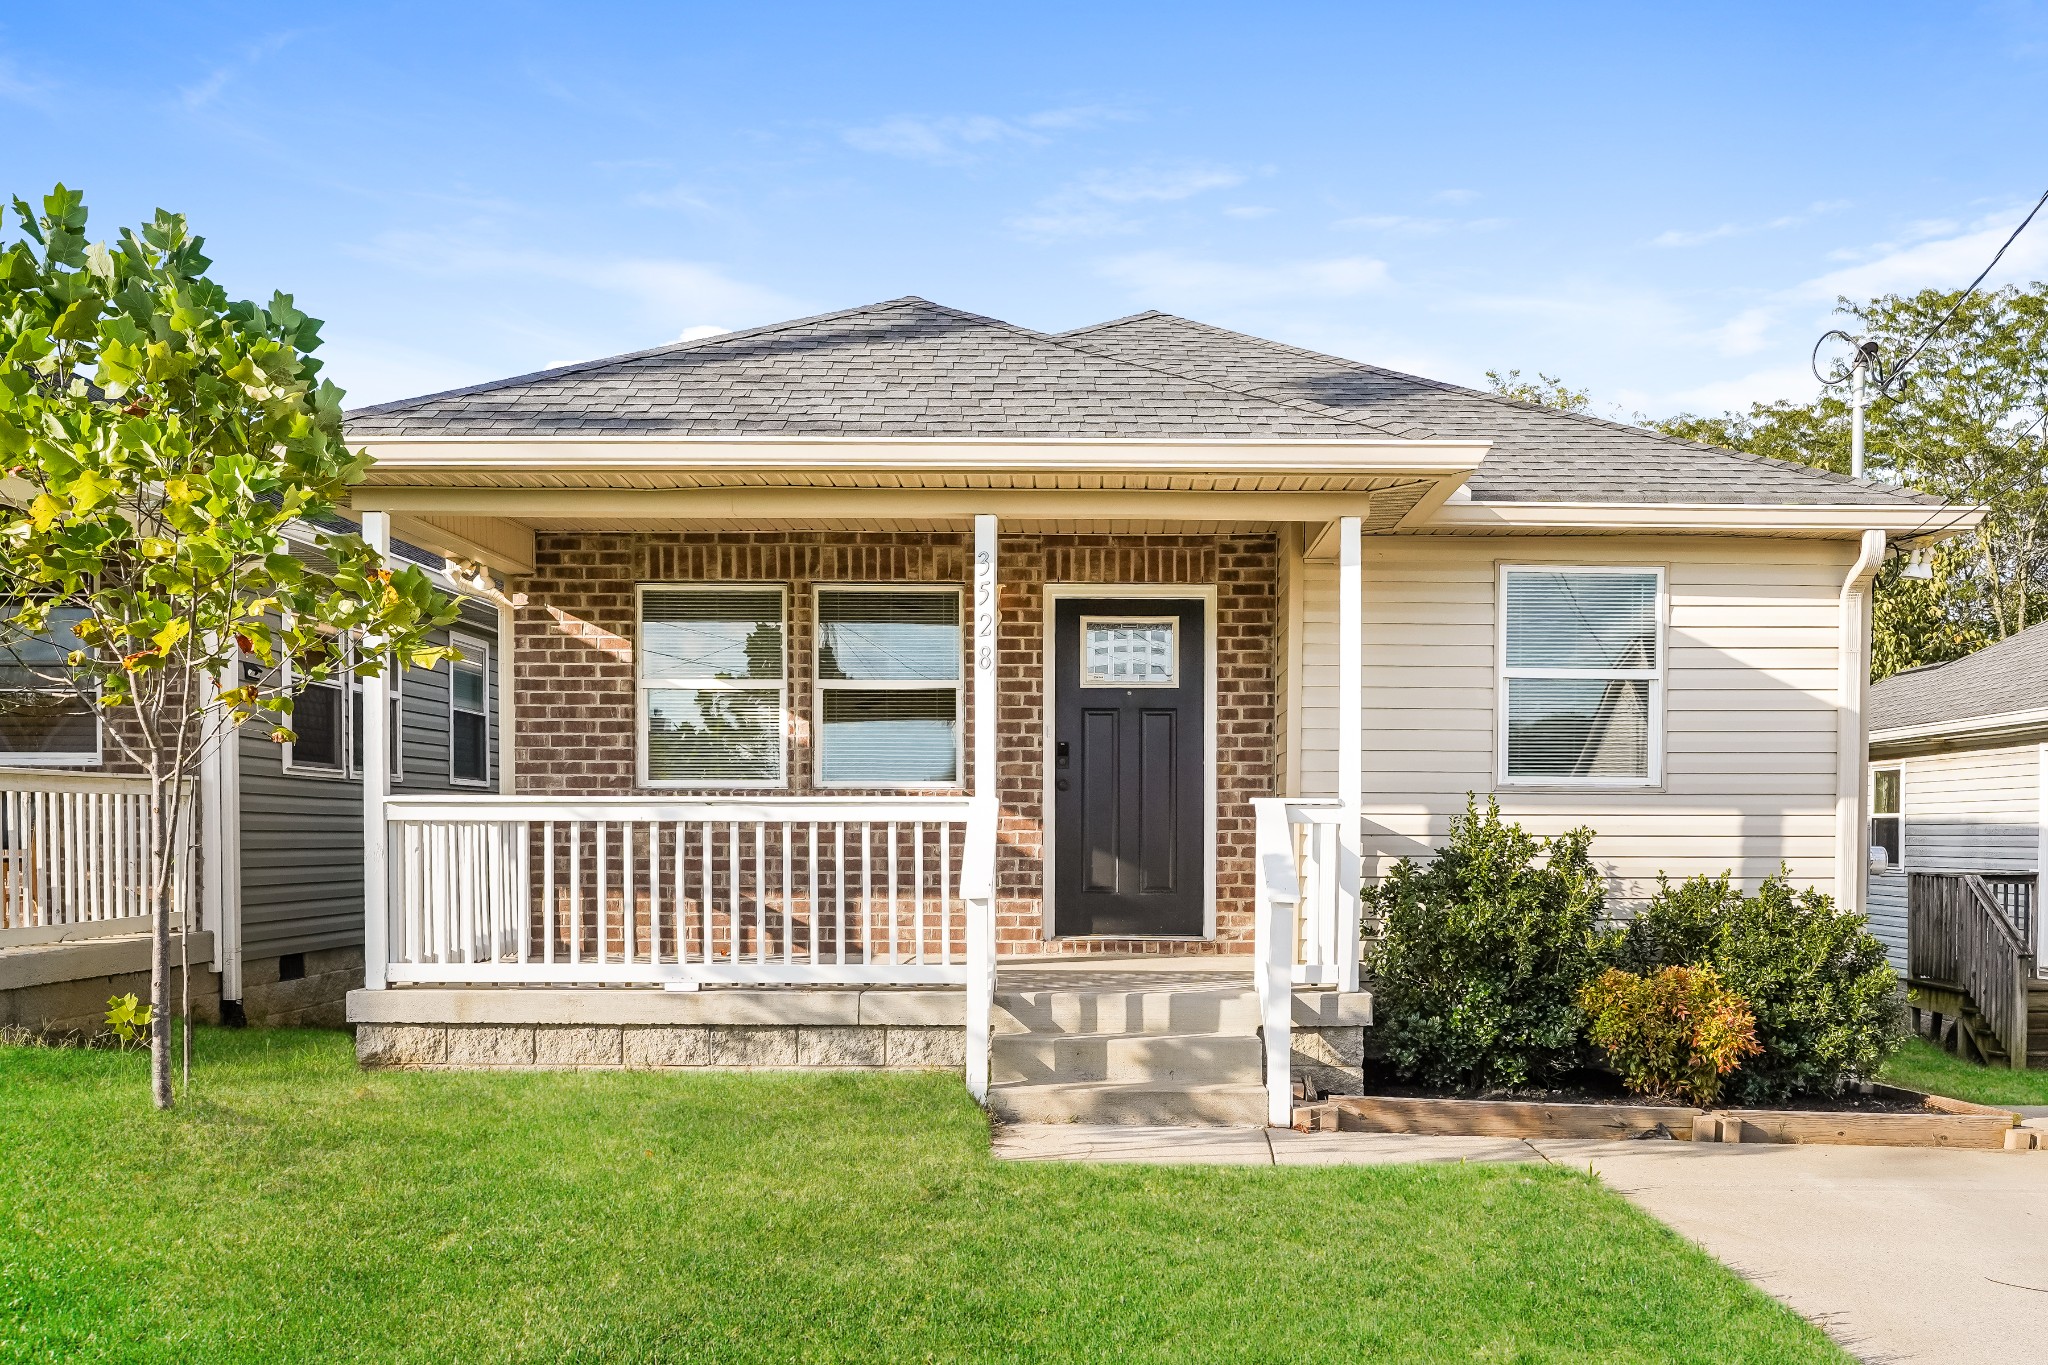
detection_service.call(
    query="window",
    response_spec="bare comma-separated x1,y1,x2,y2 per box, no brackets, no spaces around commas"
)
1079,617,1178,687
1870,767,1902,870
285,636,349,774
1499,566,1663,785
639,586,786,787
0,607,99,765
449,635,490,787
816,587,961,787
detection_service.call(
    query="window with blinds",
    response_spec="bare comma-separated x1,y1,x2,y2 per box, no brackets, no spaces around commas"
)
1870,767,1902,870
816,587,961,786
1499,567,1662,784
639,586,786,786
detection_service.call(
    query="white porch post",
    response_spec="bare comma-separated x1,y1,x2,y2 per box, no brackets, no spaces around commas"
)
1336,515,1363,994
964,514,999,1102
361,510,392,990
1252,798,1299,1126
496,597,517,795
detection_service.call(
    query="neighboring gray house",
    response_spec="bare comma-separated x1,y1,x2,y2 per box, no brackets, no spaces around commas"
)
0,531,503,1033
1867,622,2048,971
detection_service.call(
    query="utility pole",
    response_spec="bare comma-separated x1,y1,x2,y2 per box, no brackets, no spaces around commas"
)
1815,331,1882,480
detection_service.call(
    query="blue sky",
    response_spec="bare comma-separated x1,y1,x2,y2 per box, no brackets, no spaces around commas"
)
5,2,2047,418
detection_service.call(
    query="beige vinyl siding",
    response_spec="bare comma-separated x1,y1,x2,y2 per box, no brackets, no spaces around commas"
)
1296,534,1853,907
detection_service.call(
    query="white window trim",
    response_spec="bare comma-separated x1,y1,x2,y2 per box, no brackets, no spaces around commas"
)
448,632,491,789
281,633,357,781
0,607,103,767
1495,563,1666,789
812,583,965,792
1870,764,1904,873
1076,614,1181,689
635,582,788,790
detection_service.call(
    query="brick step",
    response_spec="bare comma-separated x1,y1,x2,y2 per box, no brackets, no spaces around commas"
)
991,1032,1264,1085
992,988,1261,1037
988,1079,1269,1127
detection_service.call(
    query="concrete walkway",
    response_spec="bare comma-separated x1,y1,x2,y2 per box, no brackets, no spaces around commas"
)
995,1125,2048,1364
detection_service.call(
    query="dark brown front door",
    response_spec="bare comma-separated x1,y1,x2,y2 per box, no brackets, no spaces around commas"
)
1051,598,1205,937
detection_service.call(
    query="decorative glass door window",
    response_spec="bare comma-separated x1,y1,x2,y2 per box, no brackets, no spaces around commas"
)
1079,618,1179,688
639,585,787,786
816,586,962,786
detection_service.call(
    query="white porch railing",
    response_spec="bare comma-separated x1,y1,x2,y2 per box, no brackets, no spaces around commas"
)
1252,796,1361,1125
0,770,186,946
380,795,996,988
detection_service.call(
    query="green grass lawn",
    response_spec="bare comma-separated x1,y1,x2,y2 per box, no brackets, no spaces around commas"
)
1880,1036,2048,1107
0,1029,1844,1364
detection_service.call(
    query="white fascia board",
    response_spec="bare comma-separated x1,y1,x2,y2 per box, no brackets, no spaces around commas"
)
1870,707,2048,747
349,433,1490,478
1425,500,1975,535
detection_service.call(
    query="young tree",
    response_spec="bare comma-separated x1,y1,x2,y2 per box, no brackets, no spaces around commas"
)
0,186,458,1108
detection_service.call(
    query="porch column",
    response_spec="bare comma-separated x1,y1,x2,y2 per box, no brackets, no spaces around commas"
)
1337,515,1363,994
964,514,999,1101
361,511,392,991
496,597,516,795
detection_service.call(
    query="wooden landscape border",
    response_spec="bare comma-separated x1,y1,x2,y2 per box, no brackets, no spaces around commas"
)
1293,1088,2023,1151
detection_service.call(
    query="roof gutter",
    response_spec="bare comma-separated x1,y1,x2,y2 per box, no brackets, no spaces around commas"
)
1836,529,1886,914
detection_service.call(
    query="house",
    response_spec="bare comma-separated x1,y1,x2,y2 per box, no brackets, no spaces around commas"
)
1867,624,2048,1068
334,296,1961,1124
0,531,503,1033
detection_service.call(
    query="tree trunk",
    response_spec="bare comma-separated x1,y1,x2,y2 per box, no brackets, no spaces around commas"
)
149,777,172,1110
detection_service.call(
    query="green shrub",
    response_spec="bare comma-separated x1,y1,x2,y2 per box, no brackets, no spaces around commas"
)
1364,797,1607,1091
1617,872,1903,1103
1580,966,1760,1107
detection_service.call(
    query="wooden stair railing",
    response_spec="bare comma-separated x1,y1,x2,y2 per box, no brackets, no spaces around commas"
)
1908,871,2038,1070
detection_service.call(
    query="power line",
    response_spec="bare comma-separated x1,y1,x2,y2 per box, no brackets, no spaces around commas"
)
1877,184,2048,396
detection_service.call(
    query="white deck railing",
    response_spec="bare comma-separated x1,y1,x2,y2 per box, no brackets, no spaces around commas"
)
380,795,996,988
1252,796,1361,1125
0,770,186,946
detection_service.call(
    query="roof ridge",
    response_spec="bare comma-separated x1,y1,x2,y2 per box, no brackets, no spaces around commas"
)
1068,312,1930,505
345,297,932,420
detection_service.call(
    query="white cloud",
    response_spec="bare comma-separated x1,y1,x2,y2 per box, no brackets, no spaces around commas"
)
1010,163,1243,241
1797,206,2048,301
1650,361,1819,414
676,324,730,342
1336,213,1506,237
629,183,719,214
1223,205,1275,219
1652,200,1851,248
347,233,802,331
1097,251,1390,307
842,105,1129,164
1704,305,1777,357
1431,188,1478,205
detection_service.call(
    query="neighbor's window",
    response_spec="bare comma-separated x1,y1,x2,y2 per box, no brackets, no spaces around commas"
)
1870,767,1902,870
639,586,786,786
449,635,490,786
1499,566,1663,784
0,607,99,765
816,587,962,787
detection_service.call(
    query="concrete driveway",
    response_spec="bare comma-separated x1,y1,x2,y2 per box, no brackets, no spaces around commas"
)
994,1125,2048,1364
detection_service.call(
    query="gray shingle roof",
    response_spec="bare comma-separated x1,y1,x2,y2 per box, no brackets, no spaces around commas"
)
346,297,1419,441
1056,312,1939,509
1869,622,2048,733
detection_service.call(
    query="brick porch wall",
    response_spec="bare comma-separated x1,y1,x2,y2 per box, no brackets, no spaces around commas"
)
510,531,1279,956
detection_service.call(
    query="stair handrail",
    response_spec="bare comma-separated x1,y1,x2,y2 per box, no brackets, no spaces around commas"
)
1251,798,1301,1127
1913,870,2035,1071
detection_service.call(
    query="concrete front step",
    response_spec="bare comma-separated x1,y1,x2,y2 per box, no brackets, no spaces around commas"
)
991,1031,1264,1085
988,1079,1269,1127
993,988,1261,1037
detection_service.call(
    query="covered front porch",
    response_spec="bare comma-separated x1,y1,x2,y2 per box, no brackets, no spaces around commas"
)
341,441,1463,1121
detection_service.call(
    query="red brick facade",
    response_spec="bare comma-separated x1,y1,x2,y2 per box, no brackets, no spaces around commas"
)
511,531,1278,955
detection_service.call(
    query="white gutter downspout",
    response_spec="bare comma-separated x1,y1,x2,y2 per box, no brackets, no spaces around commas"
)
1836,530,1886,916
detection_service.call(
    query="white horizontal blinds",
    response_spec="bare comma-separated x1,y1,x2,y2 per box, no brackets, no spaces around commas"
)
451,640,489,785
642,586,786,784
1502,568,1661,781
817,588,961,785
1870,767,1902,867
0,606,97,760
